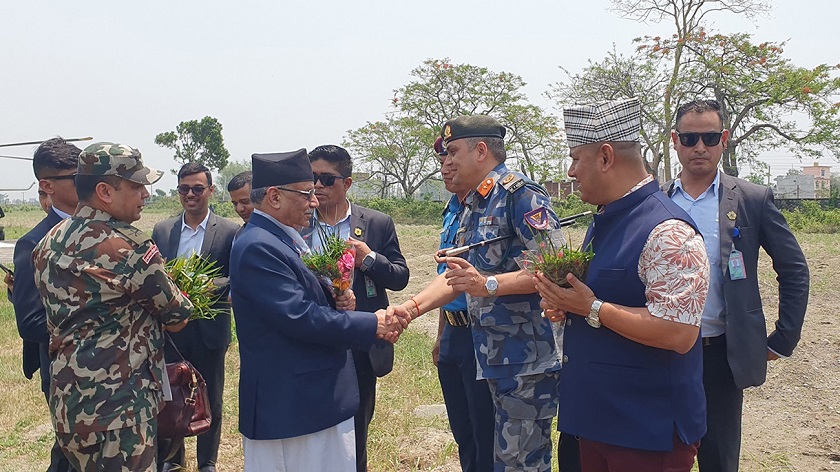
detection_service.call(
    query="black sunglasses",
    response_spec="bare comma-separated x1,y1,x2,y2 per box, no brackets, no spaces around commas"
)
313,174,344,187
177,185,207,196
45,173,77,181
676,131,723,147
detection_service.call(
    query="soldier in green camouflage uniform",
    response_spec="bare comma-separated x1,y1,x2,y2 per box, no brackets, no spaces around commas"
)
32,142,193,472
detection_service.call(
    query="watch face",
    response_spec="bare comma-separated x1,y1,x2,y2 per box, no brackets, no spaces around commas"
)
486,277,498,291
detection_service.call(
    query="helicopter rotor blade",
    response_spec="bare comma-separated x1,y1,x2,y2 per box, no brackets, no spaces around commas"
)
0,182,36,192
0,154,33,161
0,136,93,148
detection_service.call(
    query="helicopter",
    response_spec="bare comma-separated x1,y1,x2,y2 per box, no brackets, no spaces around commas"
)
0,137,92,240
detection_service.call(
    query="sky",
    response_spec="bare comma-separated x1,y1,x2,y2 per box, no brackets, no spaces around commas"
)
1,0,837,200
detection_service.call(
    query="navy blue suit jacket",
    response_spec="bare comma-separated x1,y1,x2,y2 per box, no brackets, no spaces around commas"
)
11,208,63,387
231,212,381,440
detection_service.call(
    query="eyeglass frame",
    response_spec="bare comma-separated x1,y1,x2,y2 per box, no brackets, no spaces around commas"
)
43,173,77,182
275,186,317,200
313,173,346,187
675,131,724,148
177,184,209,196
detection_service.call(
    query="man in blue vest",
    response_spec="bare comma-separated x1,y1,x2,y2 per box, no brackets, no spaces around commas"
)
431,137,494,472
535,98,710,472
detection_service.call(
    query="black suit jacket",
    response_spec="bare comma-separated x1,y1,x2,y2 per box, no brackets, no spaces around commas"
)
302,203,409,376
152,211,239,350
665,174,809,388
11,208,63,383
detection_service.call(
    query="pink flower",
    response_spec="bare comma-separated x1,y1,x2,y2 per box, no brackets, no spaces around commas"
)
338,251,355,279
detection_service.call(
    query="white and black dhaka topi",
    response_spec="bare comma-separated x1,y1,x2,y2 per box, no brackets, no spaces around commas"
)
563,98,641,148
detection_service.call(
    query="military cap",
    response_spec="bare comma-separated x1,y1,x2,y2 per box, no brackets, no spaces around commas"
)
563,98,641,149
433,136,447,156
78,142,163,185
251,148,313,188
441,115,506,145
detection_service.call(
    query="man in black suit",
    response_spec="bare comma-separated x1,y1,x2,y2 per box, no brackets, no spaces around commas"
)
152,163,239,472
666,99,810,472
11,137,80,472
301,145,409,472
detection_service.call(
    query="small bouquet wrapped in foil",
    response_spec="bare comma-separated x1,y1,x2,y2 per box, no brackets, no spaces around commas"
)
165,253,227,320
301,233,355,296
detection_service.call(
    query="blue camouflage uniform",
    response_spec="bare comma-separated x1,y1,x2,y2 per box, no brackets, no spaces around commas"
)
437,194,495,472
457,163,562,472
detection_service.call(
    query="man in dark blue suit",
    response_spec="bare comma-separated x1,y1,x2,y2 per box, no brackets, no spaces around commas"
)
152,163,239,472
230,149,404,471
10,137,80,472
301,145,410,472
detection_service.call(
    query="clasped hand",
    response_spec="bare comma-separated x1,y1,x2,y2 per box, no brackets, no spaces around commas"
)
533,272,596,322
375,308,411,343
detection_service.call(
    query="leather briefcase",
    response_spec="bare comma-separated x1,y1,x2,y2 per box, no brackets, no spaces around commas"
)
157,334,212,440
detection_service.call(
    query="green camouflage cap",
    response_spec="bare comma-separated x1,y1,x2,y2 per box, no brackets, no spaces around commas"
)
78,142,163,185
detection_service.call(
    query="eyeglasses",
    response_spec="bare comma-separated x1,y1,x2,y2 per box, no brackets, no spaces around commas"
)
45,173,77,181
276,186,317,200
676,131,723,147
177,185,208,196
313,174,344,187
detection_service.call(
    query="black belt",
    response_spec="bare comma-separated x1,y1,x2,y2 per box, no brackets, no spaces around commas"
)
442,309,469,327
702,334,725,347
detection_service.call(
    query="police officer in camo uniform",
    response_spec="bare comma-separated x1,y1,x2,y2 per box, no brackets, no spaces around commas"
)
32,142,193,471
390,116,562,471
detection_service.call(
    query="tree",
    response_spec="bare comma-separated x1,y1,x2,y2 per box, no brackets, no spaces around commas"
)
155,116,230,173
394,59,565,182
215,159,251,201
344,59,564,196
344,116,440,197
671,32,840,176
610,0,771,179
547,46,675,178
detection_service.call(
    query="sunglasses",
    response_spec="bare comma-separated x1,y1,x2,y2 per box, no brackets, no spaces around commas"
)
313,174,344,187
676,131,723,147
45,173,77,181
177,185,208,196
276,186,317,200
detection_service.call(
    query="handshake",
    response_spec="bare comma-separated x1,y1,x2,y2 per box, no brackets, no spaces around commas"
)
374,303,419,344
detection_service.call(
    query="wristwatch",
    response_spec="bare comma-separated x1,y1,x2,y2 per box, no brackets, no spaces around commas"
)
587,298,603,328
360,251,376,272
484,275,499,297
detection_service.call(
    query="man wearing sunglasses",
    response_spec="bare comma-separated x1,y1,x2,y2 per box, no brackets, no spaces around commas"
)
300,144,409,472
152,163,239,472
10,137,81,472
665,99,809,472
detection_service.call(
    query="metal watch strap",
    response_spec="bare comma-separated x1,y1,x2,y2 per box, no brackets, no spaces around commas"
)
587,298,603,328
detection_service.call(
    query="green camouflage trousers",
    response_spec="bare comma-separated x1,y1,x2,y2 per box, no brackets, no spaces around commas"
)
488,372,560,472
56,420,156,472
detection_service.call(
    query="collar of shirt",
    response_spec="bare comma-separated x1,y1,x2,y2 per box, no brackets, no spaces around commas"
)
51,205,72,220
75,205,114,222
253,209,311,256
466,163,508,205
621,174,655,198
311,200,352,251
673,170,720,201
180,211,210,233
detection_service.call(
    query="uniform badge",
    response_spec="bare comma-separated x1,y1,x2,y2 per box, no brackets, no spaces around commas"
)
727,211,737,221
524,207,550,230
501,174,515,185
443,124,452,141
142,244,160,264
477,178,495,197
478,216,495,226
354,227,363,237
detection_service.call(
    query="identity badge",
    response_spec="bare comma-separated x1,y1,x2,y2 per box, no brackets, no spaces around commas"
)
365,276,377,298
728,249,747,280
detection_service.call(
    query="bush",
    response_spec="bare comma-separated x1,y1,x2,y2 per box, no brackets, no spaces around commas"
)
354,198,443,225
782,200,840,233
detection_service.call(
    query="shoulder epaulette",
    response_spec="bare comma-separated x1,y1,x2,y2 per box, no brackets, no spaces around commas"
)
110,221,151,247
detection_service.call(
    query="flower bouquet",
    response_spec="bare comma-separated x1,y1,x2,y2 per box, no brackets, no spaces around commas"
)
165,253,227,320
515,207,595,288
301,232,355,296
